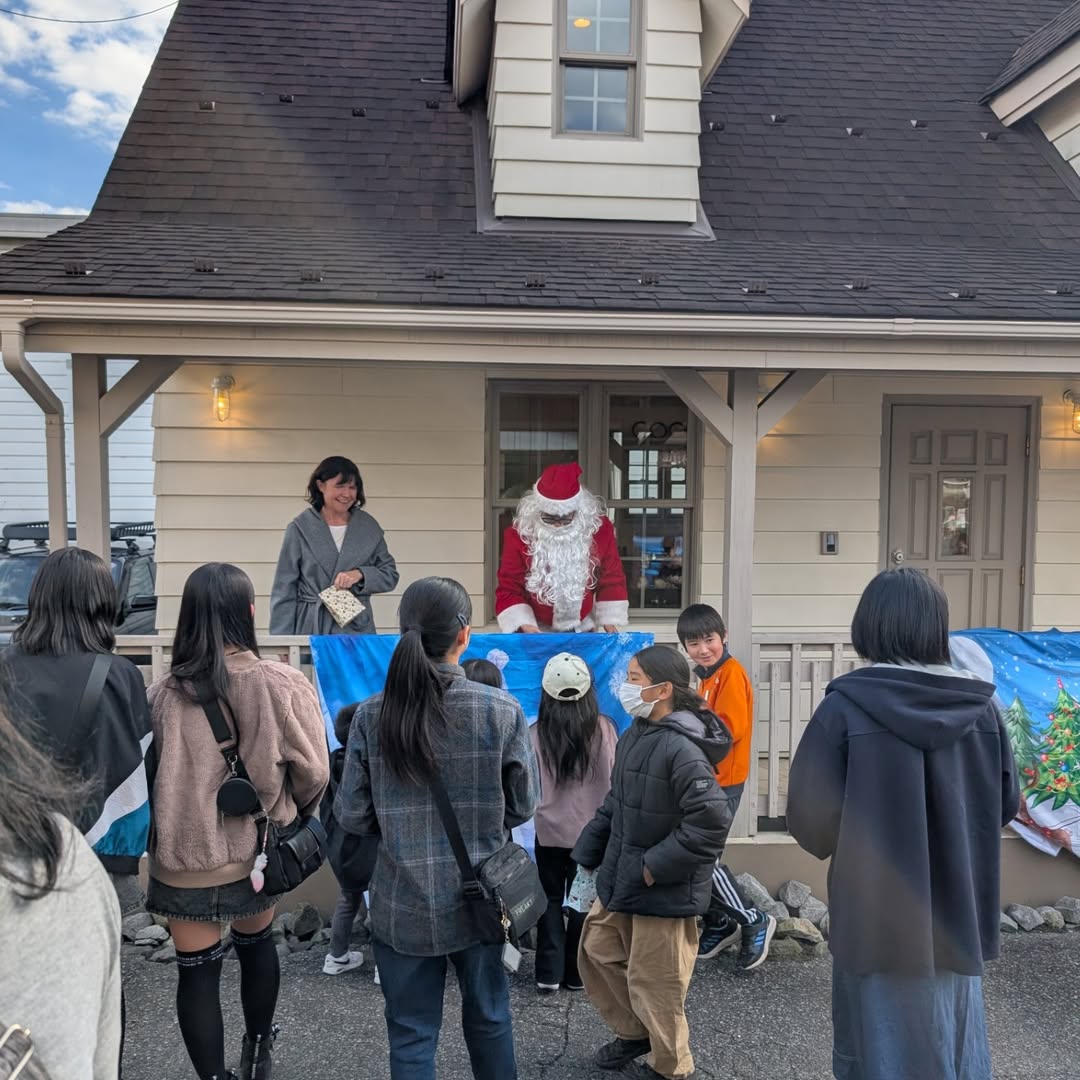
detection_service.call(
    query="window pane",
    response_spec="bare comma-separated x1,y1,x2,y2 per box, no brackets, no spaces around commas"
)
566,0,631,55
595,98,627,133
497,393,579,500
563,66,628,133
598,18,630,53
596,66,628,99
613,507,687,611
940,476,972,558
607,393,690,501
564,96,595,132
564,64,594,98
600,0,631,17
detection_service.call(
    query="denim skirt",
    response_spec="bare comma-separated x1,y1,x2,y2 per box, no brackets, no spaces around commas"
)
832,964,991,1080
146,875,279,923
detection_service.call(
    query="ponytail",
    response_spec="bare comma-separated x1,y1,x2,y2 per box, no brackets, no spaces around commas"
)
377,577,472,786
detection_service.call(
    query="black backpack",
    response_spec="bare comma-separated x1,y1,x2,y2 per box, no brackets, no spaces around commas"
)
319,747,378,892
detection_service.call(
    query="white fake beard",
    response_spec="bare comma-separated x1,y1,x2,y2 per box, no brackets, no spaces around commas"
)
517,496,602,629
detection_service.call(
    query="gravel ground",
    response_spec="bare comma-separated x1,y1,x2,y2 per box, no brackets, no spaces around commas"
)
121,930,1080,1079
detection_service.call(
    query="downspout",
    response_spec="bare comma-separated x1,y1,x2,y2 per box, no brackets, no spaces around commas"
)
0,322,69,551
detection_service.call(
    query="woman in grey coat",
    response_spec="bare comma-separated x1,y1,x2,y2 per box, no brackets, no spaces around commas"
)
269,456,399,636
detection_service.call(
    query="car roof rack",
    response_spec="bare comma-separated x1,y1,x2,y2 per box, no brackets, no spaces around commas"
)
0,521,155,553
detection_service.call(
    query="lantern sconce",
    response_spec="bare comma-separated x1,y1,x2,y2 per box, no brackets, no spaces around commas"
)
211,374,235,422
1065,390,1080,435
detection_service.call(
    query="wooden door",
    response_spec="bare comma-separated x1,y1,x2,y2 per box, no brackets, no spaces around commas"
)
887,405,1029,630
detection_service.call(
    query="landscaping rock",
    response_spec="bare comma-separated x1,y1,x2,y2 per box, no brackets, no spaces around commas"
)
775,918,824,946
152,914,170,930
290,903,322,941
820,912,830,940
777,880,813,911
149,941,176,964
1005,904,1044,932
135,925,170,946
766,937,806,962
1055,897,1080,925
1000,912,1019,933
278,911,295,934
734,873,774,912
313,928,332,945
800,896,829,927
287,935,314,953
1037,906,1066,932
121,912,155,941
276,944,291,965
810,941,830,960
761,900,790,922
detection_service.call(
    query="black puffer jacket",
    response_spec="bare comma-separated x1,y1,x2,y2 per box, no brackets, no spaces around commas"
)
572,709,734,918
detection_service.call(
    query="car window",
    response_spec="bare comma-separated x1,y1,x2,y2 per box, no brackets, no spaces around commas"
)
126,557,154,600
111,557,123,583
0,557,44,609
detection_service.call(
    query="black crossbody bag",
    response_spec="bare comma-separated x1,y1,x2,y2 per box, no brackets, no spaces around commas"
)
428,770,546,946
196,682,326,896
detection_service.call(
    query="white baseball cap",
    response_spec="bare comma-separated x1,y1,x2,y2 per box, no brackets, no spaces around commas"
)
542,652,592,701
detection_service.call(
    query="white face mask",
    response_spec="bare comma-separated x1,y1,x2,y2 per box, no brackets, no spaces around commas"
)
617,680,662,719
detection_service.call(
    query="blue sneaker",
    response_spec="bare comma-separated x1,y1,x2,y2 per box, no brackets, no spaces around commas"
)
737,911,776,971
696,917,741,961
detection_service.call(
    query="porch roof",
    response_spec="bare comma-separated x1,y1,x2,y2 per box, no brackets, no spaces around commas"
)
4,0,1080,322
984,0,1080,98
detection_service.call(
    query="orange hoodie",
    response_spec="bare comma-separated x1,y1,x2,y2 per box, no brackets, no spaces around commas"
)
696,654,753,790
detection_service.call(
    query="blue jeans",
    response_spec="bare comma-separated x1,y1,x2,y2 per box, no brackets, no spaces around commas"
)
373,940,518,1080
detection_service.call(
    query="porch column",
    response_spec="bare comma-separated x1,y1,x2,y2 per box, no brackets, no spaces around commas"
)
72,354,110,558
1,324,69,550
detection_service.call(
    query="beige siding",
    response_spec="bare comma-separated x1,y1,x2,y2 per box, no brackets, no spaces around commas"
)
488,0,702,222
1034,81,1080,177
152,362,486,633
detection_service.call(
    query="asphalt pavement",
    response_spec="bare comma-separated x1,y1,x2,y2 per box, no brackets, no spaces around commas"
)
121,931,1080,1079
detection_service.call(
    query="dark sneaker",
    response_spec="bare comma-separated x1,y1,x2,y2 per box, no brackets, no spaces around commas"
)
239,1024,278,1080
622,1063,697,1080
696,917,742,961
737,911,776,972
592,1036,651,1070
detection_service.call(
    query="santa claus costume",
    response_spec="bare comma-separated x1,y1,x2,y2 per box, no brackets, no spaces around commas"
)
495,463,629,633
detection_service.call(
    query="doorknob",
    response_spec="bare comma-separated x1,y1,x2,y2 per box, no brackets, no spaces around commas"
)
892,549,905,564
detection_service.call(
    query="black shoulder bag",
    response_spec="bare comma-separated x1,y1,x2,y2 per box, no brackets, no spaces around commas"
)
196,682,326,896
428,770,546,946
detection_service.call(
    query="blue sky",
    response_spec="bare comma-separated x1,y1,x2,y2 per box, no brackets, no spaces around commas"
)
0,2,173,215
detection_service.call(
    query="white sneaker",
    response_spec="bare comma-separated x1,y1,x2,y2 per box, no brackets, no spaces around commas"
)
322,949,364,975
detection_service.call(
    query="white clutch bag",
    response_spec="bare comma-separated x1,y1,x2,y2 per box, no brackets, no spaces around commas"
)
566,866,598,914
319,586,366,628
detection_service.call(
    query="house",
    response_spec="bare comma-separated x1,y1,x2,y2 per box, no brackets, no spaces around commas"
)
3,0,1080,899
0,214,155,527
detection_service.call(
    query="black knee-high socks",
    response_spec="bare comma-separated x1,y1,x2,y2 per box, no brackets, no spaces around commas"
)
176,941,227,1078
231,924,280,1040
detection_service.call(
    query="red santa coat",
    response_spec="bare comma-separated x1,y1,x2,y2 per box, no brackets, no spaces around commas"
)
495,517,630,632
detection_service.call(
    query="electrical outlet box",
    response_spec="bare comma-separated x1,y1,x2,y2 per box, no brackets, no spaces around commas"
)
820,531,839,556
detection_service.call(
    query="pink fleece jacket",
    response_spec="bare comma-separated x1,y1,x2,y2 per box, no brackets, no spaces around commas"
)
147,651,329,888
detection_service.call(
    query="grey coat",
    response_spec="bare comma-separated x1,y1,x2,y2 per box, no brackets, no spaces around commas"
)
269,507,399,635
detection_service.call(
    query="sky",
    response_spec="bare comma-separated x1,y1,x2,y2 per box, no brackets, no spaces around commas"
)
0,1,173,215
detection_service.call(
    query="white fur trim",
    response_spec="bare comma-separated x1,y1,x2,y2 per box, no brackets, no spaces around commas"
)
531,488,585,515
497,603,540,633
593,600,629,627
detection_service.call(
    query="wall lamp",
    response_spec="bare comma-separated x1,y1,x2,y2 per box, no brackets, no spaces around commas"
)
1065,390,1080,435
211,374,235,422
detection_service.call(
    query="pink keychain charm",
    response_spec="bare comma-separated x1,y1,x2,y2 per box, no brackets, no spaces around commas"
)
250,852,267,893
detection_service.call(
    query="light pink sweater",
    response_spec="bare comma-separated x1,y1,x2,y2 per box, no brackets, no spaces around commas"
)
147,651,329,888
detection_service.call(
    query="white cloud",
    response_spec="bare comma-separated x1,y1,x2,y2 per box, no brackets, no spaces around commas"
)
1,198,89,214
0,2,173,142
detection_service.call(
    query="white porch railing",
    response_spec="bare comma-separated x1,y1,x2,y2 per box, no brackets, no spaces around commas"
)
115,631,859,840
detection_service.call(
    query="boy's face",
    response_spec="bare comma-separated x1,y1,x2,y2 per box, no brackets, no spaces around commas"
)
683,632,727,668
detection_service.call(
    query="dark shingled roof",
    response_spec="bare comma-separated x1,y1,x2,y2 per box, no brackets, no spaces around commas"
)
984,0,1080,99
5,0,1080,321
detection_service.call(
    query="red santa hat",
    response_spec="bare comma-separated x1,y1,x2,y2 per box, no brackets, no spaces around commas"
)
532,463,584,514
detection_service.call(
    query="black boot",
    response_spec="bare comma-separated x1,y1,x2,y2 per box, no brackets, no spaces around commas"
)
239,1026,277,1080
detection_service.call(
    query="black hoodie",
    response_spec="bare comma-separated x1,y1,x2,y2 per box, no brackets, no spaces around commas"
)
787,665,1020,977
573,708,733,918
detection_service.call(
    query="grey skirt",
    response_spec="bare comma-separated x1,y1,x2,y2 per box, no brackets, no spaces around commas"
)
146,875,280,923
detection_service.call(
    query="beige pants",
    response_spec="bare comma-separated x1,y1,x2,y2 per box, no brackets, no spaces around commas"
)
578,900,699,1080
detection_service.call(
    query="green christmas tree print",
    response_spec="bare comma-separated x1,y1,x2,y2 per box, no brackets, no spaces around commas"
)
1003,695,1039,769
1024,680,1080,812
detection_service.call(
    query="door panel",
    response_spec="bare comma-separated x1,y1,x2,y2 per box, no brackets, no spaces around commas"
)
887,405,1028,631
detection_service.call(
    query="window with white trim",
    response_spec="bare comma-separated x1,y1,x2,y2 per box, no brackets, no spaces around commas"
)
557,0,640,136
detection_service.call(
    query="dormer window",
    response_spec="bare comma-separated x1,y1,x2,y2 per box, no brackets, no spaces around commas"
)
558,0,640,136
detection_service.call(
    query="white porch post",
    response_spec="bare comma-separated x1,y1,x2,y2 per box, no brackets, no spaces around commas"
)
1,324,69,550
72,354,110,558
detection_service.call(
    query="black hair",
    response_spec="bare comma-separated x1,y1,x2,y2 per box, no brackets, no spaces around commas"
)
334,702,360,747
170,563,260,702
850,568,951,666
537,680,605,785
676,603,726,646
12,546,118,656
635,644,717,726
0,675,85,900
377,577,472,786
307,456,365,511
462,658,502,689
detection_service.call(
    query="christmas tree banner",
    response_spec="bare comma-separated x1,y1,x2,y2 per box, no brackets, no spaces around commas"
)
310,631,655,750
952,629,1080,860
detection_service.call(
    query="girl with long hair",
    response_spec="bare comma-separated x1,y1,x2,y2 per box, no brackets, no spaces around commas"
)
0,678,122,1079
335,577,539,1080
531,652,617,994
147,563,328,1080
573,645,733,1080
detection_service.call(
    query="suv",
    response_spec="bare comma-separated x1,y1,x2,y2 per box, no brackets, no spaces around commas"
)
0,522,157,647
